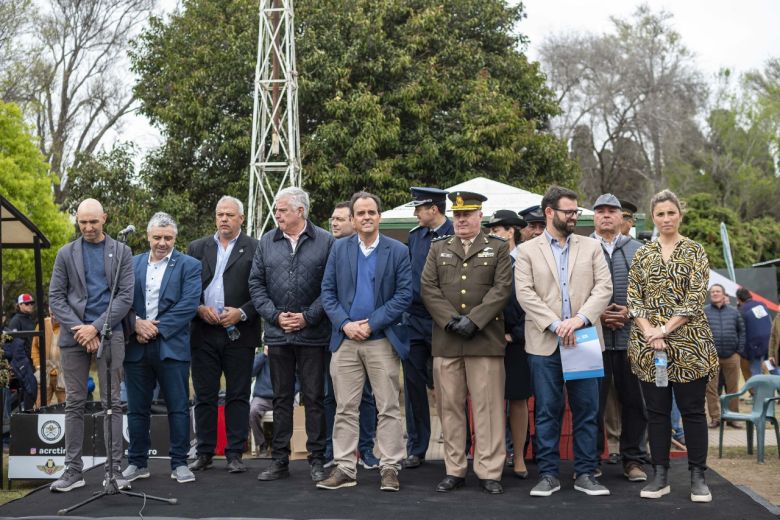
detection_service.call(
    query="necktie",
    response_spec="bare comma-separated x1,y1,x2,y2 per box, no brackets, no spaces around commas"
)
462,239,472,255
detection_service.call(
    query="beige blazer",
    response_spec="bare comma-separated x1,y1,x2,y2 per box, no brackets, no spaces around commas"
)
515,232,613,356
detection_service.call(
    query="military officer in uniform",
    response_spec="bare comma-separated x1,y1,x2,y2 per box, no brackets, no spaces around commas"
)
421,191,513,495
403,187,454,469
518,205,546,243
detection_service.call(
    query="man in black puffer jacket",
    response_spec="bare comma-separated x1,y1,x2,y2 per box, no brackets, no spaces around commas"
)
590,194,648,482
249,187,335,483
703,284,745,427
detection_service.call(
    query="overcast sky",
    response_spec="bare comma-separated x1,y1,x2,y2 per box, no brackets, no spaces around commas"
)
519,0,780,79
120,0,780,157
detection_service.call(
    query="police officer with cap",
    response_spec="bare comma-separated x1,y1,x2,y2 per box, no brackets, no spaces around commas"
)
421,191,512,494
518,205,545,243
618,200,638,237
403,187,454,468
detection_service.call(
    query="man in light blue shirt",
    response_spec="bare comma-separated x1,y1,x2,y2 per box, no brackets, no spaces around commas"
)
515,186,612,498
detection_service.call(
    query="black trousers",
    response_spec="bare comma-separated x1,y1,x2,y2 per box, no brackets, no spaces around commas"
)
640,377,708,470
597,350,649,466
269,344,326,462
191,325,254,459
402,339,433,458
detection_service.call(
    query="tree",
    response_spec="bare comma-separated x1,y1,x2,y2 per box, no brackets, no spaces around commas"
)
539,5,706,207
681,192,780,269
0,0,33,101
131,0,576,231
63,143,156,251
0,101,72,311
10,0,154,203
669,65,780,220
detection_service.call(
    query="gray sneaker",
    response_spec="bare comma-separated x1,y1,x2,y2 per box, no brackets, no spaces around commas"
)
122,464,151,482
574,474,611,496
171,465,196,483
102,470,131,491
530,475,561,497
50,468,85,493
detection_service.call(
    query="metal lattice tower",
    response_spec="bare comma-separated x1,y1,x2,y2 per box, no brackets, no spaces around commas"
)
247,0,301,237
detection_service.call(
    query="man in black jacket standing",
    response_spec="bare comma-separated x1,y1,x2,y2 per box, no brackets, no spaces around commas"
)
704,284,745,427
250,187,335,482
591,194,648,483
187,196,260,474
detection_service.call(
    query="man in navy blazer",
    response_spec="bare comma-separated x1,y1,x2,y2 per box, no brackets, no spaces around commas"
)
122,213,202,484
318,191,412,492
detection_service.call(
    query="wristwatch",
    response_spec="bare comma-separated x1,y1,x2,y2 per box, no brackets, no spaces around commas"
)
239,309,247,322
660,325,668,336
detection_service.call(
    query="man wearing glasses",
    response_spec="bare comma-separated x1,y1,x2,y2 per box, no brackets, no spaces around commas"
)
515,186,612,498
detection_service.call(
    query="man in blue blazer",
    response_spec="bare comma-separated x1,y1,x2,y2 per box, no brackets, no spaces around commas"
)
122,213,202,484
318,192,412,492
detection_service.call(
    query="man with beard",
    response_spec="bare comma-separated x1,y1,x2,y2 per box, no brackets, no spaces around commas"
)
515,186,612,497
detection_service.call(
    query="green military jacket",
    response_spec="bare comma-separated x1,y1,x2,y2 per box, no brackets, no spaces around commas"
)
420,231,512,357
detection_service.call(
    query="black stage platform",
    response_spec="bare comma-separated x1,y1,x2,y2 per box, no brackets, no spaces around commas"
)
1,458,775,519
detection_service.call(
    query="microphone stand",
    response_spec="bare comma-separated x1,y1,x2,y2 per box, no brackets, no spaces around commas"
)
58,232,176,515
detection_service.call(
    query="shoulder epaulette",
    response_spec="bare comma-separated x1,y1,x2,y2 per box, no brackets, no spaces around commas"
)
431,234,452,242
487,234,507,242
409,225,422,233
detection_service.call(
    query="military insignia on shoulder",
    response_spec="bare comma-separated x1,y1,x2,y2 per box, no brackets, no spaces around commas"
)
487,234,507,241
431,234,451,242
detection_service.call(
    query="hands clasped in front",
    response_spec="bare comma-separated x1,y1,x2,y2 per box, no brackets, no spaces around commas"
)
445,315,478,339
343,319,372,341
555,316,585,347
198,304,242,328
71,324,100,353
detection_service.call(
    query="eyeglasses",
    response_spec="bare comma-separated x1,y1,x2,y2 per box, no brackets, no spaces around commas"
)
552,207,582,218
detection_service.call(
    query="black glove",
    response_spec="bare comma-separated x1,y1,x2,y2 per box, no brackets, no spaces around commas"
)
451,316,478,339
445,317,460,332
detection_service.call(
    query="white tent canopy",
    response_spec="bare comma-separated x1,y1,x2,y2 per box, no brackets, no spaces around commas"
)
381,177,594,220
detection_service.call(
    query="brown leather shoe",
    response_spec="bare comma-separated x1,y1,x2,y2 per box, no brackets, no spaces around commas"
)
624,463,648,482
726,421,743,429
316,467,356,490
708,419,720,429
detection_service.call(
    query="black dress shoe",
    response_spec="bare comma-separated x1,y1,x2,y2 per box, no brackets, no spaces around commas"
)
480,479,504,494
436,475,465,493
188,454,213,471
403,455,423,469
226,457,247,473
257,459,290,481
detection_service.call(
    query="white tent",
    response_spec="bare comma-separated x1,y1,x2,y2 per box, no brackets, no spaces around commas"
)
381,177,594,220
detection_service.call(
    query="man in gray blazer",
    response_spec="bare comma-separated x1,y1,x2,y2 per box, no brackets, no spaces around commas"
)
48,198,134,492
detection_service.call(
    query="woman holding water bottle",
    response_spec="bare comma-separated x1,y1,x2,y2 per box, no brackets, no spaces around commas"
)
626,189,718,504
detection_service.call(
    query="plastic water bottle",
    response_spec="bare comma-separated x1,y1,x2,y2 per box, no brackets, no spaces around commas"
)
654,350,668,387
216,298,241,342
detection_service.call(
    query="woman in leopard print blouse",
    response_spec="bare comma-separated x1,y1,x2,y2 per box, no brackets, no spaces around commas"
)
627,189,718,504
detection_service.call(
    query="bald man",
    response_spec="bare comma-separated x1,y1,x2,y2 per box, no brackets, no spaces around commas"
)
48,199,135,492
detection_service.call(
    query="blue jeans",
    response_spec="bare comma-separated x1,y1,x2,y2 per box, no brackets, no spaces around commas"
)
749,357,765,377
124,342,191,470
528,349,599,478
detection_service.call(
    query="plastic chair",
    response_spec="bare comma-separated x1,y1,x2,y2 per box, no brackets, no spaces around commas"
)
718,374,780,463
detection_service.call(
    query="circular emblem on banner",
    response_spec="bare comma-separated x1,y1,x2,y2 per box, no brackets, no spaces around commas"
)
40,420,63,444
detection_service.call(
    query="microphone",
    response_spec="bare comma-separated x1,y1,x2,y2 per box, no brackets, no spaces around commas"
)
117,224,136,237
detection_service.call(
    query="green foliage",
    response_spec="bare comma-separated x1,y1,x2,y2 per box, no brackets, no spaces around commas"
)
130,0,576,230
681,192,780,269
0,101,71,309
63,144,158,252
